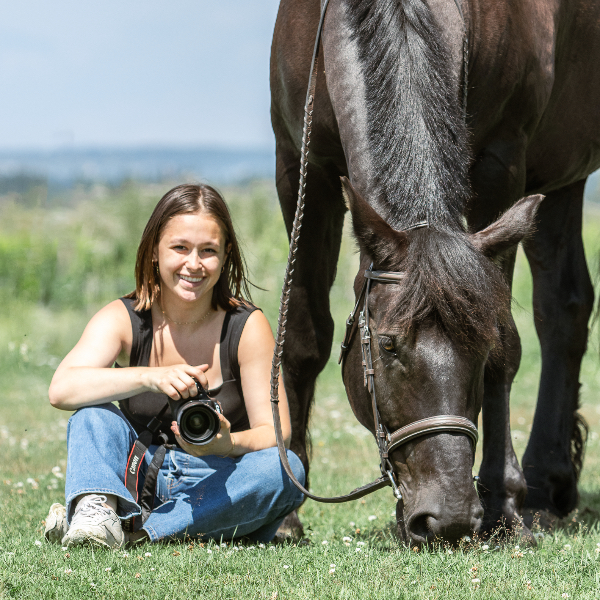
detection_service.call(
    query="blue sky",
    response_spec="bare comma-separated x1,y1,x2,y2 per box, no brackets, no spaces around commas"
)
1,1,280,150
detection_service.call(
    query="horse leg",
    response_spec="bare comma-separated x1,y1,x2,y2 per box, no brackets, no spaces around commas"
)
467,139,531,536
474,247,533,536
273,145,346,537
521,179,592,527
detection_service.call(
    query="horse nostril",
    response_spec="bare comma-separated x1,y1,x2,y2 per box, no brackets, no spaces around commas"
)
408,513,436,543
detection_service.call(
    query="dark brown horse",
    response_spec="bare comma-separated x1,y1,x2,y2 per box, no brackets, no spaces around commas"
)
270,0,600,545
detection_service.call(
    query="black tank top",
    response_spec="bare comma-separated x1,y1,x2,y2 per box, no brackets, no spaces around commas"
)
117,298,257,445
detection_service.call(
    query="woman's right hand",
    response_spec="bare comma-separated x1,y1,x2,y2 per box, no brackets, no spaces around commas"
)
143,364,209,400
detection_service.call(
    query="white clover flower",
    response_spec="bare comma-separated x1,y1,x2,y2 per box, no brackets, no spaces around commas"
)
342,536,352,543
481,545,489,551
562,594,569,598
61,547,68,551
150,568,155,571
514,545,520,550
64,568,72,574
330,564,335,568
446,549,453,555
329,568,335,574
322,540,328,545
207,549,212,554
144,552,151,557
595,547,600,554
283,565,290,569
349,521,355,527
472,578,480,584
105,567,111,572
563,544,571,550
122,553,129,558
258,543,265,549
221,543,227,548
356,541,365,546
34,540,42,546
368,515,377,521
355,547,362,552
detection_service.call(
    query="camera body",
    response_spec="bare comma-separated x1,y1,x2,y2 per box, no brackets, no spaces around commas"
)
168,380,223,446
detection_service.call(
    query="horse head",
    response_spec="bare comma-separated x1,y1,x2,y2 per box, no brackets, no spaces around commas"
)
341,177,543,545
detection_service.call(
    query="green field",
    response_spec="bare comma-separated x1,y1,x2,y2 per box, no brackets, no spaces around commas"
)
2,179,600,599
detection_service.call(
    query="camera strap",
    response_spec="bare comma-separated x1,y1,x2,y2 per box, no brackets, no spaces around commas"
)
123,403,172,533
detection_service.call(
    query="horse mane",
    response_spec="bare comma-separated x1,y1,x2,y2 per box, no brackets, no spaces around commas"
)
346,0,470,231
344,0,508,349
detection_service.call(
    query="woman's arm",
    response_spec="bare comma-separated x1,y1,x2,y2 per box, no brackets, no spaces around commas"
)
49,300,208,410
172,309,291,457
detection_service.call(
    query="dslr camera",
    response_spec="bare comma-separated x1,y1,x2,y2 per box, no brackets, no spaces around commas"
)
168,379,223,445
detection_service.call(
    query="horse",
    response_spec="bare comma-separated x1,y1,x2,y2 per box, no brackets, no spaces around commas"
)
270,0,600,545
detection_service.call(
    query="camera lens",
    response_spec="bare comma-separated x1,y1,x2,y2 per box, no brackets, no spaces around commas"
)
179,403,219,444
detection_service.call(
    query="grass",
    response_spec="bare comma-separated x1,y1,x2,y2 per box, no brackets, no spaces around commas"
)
2,179,600,598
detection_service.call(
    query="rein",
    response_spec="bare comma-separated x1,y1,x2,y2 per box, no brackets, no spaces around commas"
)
269,0,474,504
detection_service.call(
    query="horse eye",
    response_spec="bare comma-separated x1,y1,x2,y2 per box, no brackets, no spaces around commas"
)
379,336,395,353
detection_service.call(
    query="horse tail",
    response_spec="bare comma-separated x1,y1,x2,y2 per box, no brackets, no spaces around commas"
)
571,408,588,482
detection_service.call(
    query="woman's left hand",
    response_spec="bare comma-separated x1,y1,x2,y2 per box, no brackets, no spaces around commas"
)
171,413,236,458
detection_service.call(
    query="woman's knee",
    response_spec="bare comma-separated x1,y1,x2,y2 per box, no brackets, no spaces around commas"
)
251,447,305,499
285,449,305,487
68,404,135,440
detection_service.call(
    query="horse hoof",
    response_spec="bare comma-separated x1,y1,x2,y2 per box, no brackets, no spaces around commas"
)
521,508,560,533
275,510,304,541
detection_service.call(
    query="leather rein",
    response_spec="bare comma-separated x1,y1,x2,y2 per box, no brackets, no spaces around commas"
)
269,0,476,503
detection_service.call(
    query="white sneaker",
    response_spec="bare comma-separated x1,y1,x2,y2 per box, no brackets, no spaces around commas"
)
61,494,124,549
44,503,67,543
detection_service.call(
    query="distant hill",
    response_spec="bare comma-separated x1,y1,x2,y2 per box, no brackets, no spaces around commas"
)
0,145,598,204
0,146,275,189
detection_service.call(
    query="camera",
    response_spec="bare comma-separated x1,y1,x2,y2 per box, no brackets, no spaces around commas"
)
168,379,223,445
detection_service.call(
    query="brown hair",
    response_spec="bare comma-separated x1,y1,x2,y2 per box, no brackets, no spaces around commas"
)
126,183,251,311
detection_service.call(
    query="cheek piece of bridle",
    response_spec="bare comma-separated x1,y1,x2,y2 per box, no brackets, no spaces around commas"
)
269,0,477,504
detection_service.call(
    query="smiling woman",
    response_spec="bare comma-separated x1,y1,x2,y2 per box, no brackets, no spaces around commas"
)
43,183,304,548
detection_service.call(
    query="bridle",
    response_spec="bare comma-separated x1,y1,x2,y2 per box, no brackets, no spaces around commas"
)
269,0,476,503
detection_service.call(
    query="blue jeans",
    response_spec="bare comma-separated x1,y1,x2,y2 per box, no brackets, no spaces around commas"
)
65,404,305,543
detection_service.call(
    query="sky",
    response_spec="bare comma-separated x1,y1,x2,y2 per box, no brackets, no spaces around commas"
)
0,1,281,150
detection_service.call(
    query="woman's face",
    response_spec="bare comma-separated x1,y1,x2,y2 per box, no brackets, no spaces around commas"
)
153,211,228,305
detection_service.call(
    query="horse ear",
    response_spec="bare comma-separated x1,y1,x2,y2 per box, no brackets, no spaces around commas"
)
470,194,544,259
341,176,407,266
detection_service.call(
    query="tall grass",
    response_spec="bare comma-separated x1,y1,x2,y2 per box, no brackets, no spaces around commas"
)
2,180,600,598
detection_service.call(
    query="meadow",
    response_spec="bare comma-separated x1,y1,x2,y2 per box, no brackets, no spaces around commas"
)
2,178,600,599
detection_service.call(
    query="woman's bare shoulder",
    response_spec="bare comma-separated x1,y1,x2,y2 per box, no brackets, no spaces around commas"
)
237,308,274,363
60,299,134,369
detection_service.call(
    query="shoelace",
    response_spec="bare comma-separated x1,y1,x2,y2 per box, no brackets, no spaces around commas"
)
71,495,113,525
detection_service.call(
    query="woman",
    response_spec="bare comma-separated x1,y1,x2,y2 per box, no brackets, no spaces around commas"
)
44,183,304,547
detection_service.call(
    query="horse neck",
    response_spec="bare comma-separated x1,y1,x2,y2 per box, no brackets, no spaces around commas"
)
322,0,471,232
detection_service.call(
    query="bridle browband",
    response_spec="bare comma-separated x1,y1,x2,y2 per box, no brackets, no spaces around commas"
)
269,0,476,504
